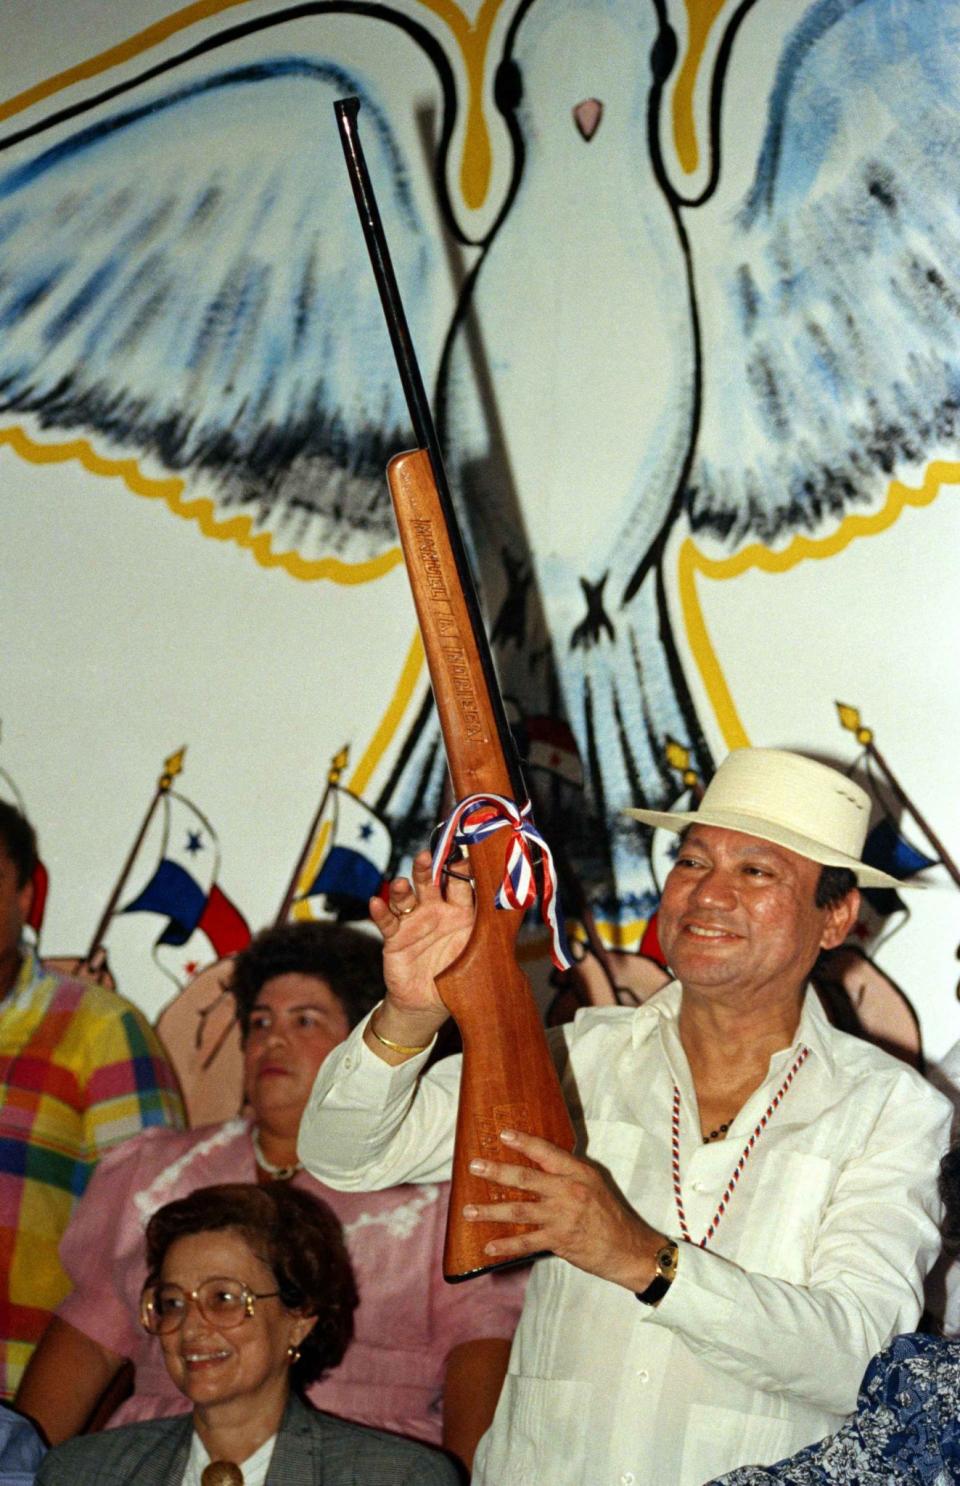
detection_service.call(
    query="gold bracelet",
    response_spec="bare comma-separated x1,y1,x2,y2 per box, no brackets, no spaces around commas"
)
369,1009,432,1056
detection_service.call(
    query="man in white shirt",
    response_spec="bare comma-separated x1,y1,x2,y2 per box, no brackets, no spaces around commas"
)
298,748,951,1485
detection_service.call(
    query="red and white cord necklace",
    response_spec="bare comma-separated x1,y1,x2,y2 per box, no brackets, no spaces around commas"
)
671,1045,810,1248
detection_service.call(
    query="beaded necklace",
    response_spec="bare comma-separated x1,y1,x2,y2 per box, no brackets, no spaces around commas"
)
252,1127,300,1182
671,1045,810,1248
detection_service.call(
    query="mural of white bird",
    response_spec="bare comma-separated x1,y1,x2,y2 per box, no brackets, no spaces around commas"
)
2,0,958,946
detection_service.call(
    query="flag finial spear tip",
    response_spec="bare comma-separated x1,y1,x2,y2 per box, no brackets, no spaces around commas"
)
160,747,187,791
665,736,698,789
664,736,690,771
835,703,872,746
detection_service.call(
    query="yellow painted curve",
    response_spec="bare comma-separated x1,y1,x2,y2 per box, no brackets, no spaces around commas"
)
677,459,958,748
0,0,252,123
1,0,505,210
0,425,403,585
673,0,727,175
415,0,504,209
349,630,426,796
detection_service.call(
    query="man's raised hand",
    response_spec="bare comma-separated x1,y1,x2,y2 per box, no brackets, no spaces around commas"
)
366,849,475,1058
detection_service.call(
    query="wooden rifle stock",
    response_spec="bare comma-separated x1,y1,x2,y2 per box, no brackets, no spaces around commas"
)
388,451,575,1278
335,99,575,1279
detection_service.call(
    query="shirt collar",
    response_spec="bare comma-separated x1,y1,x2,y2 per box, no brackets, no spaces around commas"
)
629,979,683,1048
785,984,836,1076
630,978,836,1077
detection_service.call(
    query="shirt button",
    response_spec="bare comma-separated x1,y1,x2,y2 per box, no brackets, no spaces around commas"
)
620,1473,636,1485
343,1055,354,1071
636,1369,649,1383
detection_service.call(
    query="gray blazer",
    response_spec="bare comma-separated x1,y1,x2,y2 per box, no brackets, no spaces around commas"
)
35,1394,459,1485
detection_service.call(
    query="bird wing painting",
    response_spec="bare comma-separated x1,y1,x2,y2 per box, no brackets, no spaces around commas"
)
0,48,441,564
687,0,960,546
0,0,955,1002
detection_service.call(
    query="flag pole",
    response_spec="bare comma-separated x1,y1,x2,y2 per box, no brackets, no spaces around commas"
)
85,749,186,958
275,747,350,924
836,704,960,889
199,746,350,1076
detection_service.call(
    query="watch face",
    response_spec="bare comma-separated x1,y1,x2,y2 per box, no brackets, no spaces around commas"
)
657,1243,678,1280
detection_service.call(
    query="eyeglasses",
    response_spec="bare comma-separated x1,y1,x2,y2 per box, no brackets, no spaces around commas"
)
140,1277,281,1335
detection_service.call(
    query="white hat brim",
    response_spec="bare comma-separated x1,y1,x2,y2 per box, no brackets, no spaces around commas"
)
623,805,912,892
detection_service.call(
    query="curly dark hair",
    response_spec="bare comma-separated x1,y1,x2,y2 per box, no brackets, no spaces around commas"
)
143,1182,358,1390
0,801,37,890
229,921,384,1040
940,1145,960,1257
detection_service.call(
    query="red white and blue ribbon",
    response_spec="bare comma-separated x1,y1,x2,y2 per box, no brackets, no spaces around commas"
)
430,792,572,971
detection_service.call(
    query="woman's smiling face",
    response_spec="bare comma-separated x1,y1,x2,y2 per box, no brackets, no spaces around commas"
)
155,1227,312,1418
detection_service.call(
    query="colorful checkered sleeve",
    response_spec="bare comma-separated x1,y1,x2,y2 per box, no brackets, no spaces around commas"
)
0,952,183,1397
80,1003,184,1169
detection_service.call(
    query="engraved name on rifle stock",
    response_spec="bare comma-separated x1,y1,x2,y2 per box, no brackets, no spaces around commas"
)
410,514,487,744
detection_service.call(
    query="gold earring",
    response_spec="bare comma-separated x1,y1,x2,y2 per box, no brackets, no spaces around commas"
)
287,1344,302,1364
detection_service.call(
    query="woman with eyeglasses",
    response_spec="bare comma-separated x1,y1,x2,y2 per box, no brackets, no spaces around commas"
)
35,1183,458,1485
16,923,524,1473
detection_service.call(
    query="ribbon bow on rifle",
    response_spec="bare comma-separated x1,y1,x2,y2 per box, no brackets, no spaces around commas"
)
431,794,572,972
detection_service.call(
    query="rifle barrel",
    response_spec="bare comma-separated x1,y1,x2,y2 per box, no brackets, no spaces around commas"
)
334,97,524,801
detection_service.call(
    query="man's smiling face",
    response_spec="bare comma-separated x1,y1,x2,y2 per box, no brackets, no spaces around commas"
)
657,825,854,1007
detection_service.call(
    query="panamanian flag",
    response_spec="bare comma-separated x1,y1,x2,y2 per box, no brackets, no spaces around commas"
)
121,789,250,983
299,785,391,915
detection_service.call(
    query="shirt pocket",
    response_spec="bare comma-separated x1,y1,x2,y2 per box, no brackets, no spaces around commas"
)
477,1376,589,1486
736,1148,836,1282
679,1402,814,1484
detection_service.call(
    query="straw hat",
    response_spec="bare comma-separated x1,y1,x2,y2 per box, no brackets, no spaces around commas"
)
624,748,905,889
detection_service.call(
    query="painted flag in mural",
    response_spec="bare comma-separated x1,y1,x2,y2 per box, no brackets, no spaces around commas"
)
632,739,704,966
518,715,584,789
849,751,940,945
856,817,939,932
299,784,391,917
120,789,250,985
0,767,49,936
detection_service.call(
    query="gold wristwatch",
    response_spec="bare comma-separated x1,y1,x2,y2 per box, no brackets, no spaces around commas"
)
635,1240,679,1306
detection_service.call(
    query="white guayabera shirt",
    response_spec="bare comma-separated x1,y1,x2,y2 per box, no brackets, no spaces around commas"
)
299,984,951,1486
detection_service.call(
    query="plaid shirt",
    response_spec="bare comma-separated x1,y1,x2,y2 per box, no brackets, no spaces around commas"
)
0,945,183,1397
